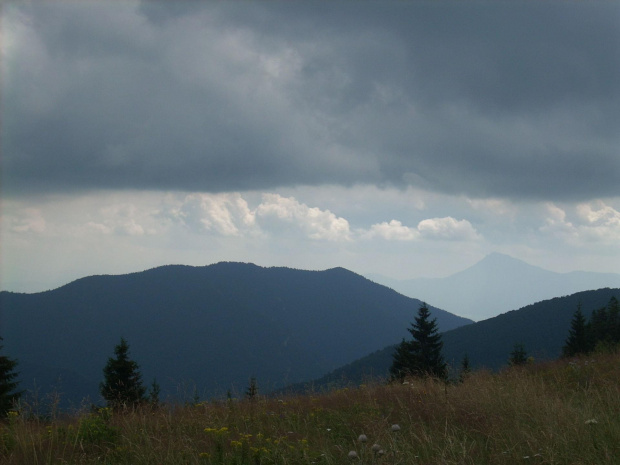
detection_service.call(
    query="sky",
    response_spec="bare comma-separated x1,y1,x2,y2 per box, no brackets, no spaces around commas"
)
1,1,619,293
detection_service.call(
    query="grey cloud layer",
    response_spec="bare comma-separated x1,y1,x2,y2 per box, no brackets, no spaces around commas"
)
3,2,619,200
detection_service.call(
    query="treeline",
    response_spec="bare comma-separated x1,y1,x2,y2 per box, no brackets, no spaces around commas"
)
387,303,534,384
1,335,257,412
390,296,620,384
1,297,619,413
563,296,620,357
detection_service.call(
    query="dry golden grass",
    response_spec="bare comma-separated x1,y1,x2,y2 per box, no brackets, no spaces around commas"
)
2,351,619,464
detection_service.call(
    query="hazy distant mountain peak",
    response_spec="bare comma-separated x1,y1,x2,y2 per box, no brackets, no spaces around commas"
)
478,252,531,267
370,254,620,321
460,253,546,275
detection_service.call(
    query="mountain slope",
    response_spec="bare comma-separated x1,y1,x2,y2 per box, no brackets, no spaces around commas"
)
290,288,620,392
371,253,620,320
0,262,472,406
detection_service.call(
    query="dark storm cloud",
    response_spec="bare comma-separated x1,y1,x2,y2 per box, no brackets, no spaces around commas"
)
3,1,619,200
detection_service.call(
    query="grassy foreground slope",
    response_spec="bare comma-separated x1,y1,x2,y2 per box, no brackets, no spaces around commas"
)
2,351,619,464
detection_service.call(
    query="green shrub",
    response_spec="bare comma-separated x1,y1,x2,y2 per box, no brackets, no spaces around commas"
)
77,408,119,445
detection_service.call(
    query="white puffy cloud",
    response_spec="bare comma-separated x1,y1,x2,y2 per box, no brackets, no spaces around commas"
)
165,192,351,241
546,203,568,223
365,220,419,241
539,202,577,238
575,201,620,243
170,193,256,236
417,217,481,241
256,193,351,241
365,217,480,242
540,200,620,245
169,192,481,243
577,201,620,225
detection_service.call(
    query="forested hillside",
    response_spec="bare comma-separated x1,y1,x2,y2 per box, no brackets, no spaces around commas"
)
0,262,471,406
288,288,620,392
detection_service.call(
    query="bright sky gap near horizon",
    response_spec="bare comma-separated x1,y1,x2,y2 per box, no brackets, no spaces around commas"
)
1,1,619,294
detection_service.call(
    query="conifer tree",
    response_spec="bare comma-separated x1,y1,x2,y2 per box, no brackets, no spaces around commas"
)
562,304,591,357
149,378,161,408
459,354,472,383
390,303,446,380
100,338,146,409
0,337,23,415
246,376,258,400
588,297,620,351
389,338,414,381
508,343,528,366
588,305,609,345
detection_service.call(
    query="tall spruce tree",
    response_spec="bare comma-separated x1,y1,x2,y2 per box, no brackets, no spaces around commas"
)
390,303,446,380
390,338,414,381
0,337,22,415
100,338,146,409
508,343,528,366
588,305,609,345
588,296,620,350
562,304,592,357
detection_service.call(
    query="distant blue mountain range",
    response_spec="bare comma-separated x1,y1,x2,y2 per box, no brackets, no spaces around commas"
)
368,253,620,321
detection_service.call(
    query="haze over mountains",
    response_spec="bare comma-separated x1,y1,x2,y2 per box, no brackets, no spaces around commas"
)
369,253,620,321
0,263,470,407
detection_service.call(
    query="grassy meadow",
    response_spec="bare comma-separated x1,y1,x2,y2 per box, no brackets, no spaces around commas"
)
2,351,619,464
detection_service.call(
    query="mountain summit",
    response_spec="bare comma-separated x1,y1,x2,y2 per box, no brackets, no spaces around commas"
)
371,253,620,321
455,252,547,276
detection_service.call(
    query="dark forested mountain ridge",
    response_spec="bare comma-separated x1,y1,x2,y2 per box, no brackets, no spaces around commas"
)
289,288,620,392
0,262,471,406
